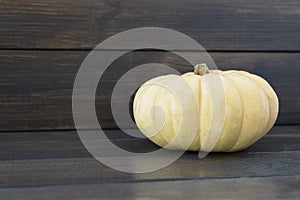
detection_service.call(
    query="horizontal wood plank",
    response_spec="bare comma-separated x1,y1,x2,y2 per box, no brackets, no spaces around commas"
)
0,126,300,160
1,0,300,50
1,175,299,200
0,127,299,198
0,50,299,131
2,1,300,198
0,151,299,188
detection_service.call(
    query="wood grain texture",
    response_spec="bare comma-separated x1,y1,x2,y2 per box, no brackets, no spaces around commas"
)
1,127,299,198
1,1,299,198
1,175,299,200
0,150,299,188
1,50,299,131
1,0,300,50
0,126,299,160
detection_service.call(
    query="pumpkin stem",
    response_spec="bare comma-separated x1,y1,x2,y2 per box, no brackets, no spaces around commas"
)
194,63,209,75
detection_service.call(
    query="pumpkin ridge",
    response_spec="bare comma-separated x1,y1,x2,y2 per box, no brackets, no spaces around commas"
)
225,74,247,152
235,72,271,141
154,77,181,148
217,74,243,152
198,76,214,151
183,74,202,151
222,74,244,152
237,72,278,144
196,75,202,150
227,73,269,151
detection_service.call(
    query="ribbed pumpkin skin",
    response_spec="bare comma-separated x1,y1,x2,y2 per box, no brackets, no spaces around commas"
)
133,69,279,152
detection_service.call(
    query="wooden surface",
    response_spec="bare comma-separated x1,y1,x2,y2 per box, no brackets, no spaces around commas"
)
1,176,299,200
1,51,299,131
0,126,299,161
0,126,299,199
1,0,300,199
0,0,300,131
1,0,300,50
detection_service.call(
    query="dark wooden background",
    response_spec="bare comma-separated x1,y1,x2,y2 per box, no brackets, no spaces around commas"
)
1,0,300,131
0,0,300,199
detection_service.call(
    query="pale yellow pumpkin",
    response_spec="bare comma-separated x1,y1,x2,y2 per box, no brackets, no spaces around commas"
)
133,64,279,152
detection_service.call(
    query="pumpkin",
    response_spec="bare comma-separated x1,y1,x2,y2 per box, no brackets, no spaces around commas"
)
133,64,279,152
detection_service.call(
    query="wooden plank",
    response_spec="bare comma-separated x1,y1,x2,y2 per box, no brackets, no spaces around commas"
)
0,151,299,188
0,50,299,131
0,175,299,200
0,127,299,196
0,126,299,160
1,0,300,50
